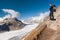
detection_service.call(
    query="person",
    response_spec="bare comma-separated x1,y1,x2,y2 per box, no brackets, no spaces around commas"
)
49,4,56,20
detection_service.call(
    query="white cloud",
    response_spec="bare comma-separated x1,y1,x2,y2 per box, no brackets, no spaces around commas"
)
0,9,20,22
0,9,49,24
2,9,20,18
3,14,11,19
23,11,49,24
0,18,3,22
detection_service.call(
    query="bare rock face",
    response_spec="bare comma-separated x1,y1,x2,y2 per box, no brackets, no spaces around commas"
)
0,18,26,32
39,6,60,40
4,18,26,31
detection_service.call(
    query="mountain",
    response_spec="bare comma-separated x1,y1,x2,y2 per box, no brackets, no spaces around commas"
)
39,6,60,40
0,6,60,40
0,21,38,40
0,18,26,32
23,6,60,40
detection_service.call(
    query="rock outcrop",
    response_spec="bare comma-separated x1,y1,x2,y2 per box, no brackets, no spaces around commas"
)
39,6,60,40
0,18,26,32
23,6,60,40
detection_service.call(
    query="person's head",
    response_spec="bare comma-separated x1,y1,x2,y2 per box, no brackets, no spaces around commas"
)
50,4,52,6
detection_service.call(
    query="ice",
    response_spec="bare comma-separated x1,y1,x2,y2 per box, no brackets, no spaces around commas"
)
0,23,38,40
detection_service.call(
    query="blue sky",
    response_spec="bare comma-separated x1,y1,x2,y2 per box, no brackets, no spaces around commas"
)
0,0,60,20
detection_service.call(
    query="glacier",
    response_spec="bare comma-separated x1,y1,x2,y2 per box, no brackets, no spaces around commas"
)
0,23,38,40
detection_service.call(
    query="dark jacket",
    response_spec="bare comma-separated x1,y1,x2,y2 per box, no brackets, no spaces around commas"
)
50,5,56,12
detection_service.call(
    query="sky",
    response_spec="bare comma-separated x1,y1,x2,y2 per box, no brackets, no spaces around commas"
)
0,0,60,20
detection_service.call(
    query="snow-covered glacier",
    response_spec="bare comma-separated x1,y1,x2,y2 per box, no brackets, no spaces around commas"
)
0,23,38,40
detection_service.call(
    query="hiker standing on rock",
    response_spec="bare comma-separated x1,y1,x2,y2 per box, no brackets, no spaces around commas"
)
49,4,56,20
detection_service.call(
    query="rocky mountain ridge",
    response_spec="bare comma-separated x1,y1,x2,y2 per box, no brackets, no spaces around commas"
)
0,18,26,32
23,6,60,40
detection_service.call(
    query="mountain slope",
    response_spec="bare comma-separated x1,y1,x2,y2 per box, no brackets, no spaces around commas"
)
0,6,60,40
23,6,60,40
39,6,60,40
0,23,38,40
0,18,26,32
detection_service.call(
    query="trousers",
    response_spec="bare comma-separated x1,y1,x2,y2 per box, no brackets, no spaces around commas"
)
49,12,54,20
